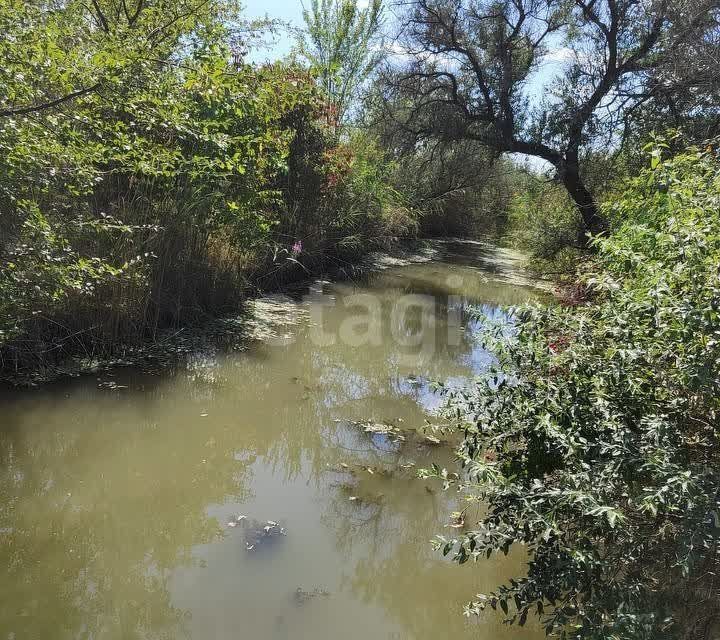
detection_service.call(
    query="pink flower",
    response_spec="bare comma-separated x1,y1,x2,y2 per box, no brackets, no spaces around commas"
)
291,240,303,256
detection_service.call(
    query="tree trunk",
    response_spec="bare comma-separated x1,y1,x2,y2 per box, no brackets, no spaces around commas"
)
560,163,607,246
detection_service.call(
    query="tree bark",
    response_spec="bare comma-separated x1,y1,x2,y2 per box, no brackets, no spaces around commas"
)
559,162,607,246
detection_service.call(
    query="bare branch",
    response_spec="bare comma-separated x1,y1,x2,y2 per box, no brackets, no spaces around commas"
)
0,84,100,118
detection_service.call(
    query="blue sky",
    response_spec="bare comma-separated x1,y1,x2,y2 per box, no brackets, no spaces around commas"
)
242,0,305,61
243,0,304,25
240,0,562,171
241,0,564,91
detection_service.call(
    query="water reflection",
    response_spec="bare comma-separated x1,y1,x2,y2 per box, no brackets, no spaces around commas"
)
0,240,546,640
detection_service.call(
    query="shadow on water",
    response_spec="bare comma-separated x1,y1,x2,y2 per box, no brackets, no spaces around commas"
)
0,239,548,640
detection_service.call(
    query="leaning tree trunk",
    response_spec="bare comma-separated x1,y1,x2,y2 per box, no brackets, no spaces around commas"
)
560,163,607,246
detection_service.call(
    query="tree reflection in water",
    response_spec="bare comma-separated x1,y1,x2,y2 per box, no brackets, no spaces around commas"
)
0,240,547,640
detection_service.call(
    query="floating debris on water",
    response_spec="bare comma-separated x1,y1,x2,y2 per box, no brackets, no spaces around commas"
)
294,587,331,606
97,380,128,390
361,246,440,272
225,516,287,551
226,514,247,528
239,296,310,344
244,519,287,551
448,512,465,529
361,422,406,441
335,419,407,447
335,417,452,453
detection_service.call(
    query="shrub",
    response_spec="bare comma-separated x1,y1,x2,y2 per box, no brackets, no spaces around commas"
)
0,1,422,380
324,131,417,251
424,144,720,639
505,174,583,273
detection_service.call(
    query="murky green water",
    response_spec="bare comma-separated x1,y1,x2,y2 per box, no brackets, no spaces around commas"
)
0,240,548,640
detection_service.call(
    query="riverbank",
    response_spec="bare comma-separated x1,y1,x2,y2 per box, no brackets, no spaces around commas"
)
0,239,405,387
0,240,547,640
0,238,550,387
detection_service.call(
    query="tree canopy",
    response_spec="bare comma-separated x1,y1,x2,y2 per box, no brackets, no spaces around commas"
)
381,0,720,237
298,0,384,127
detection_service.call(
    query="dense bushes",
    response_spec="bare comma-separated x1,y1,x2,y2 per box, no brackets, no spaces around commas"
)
0,0,414,378
504,172,584,274
426,144,720,639
387,140,496,237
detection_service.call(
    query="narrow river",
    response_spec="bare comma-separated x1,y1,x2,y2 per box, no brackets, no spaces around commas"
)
0,240,548,640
